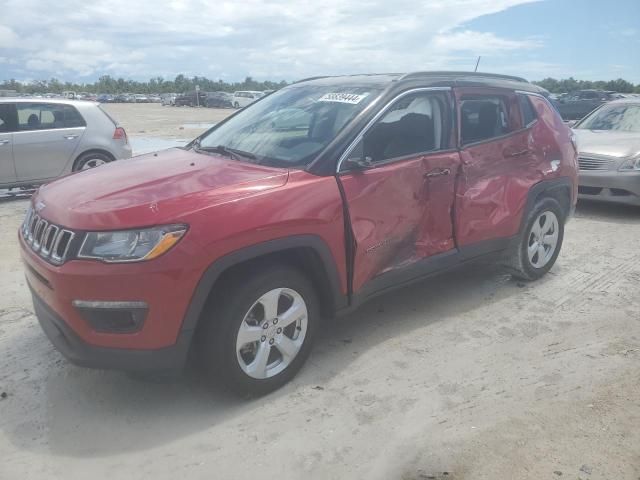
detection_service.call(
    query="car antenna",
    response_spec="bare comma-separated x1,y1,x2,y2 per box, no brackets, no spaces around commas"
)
474,56,481,72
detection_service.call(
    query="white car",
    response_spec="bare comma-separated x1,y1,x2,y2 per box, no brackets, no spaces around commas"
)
232,91,264,108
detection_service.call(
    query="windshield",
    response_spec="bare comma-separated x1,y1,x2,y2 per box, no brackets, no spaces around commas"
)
197,84,381,167
576,104,640,132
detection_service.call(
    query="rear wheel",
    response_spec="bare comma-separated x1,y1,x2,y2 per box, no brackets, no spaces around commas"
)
197,265,319,396
233,101,240,108
74,151,113,171
505,197,565,281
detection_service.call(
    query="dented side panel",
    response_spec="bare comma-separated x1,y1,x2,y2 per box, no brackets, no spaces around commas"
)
454,87,554,246
455,129,544,245
339,151,460,293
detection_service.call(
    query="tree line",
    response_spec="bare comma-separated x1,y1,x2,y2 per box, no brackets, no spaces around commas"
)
0,75,288,94
1,74,639,95
533,77,639,94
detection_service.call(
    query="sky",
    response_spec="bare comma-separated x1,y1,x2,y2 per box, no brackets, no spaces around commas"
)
0,0,639,84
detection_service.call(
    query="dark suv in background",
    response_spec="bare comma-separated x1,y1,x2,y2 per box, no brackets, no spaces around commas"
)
556,89,616,120
175,91,207,107
205,92,233,108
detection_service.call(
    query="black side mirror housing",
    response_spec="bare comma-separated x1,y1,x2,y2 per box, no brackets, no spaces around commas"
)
342,156,374,171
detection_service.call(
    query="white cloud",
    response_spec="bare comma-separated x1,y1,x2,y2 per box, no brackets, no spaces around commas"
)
0,0,542,81
0,25,18,47
431,30,541,54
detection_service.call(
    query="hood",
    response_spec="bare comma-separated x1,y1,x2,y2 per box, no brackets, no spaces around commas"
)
35,148,289,230
573,129,640,159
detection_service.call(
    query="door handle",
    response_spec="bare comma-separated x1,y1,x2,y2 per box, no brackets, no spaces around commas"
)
424,168,451,178
505,149,530,158
0,139,9,145
63,134,79,140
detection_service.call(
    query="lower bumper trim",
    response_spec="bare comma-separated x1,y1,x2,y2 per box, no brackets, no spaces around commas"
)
31,287,192,373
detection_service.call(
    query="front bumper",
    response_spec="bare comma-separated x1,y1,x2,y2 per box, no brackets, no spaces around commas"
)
20,228,203,351
31,286,191,372
578,170,640,206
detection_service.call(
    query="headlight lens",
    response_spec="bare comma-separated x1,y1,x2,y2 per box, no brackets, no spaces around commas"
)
78,224,187,263
620,156,640,171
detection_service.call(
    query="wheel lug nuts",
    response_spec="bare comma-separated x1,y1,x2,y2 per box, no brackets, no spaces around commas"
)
269,338,274,345
262,323,269,329
273,318,278,325
277,328,282,334
261,335,266,342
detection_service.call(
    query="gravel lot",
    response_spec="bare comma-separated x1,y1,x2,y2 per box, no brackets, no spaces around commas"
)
102,102,233,139
1,104,639,479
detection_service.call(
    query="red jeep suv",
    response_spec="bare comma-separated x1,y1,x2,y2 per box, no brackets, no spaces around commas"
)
20,72,578,395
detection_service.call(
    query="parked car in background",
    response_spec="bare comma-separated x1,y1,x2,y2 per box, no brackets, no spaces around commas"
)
556,89,616,121
133,94,149,103
232,90,264,108
62,91,77,99
175,91,206,107
20,72,577,396
0,98,131,188
572,98,640,205
97,94,114,103
204,91,233,108
148,95,162,103
161,93,177,106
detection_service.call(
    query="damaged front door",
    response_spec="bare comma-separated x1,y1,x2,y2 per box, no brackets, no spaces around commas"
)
337,89,460,294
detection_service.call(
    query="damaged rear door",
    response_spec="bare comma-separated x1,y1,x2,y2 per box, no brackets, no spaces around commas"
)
337,88,460,294
454,87,536,247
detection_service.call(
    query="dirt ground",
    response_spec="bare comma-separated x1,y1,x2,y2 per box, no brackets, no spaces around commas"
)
1,104,639,479
102,102,233,140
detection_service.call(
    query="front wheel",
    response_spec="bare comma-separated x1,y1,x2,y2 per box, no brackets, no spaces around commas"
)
505,197,565,281
197,265,319,396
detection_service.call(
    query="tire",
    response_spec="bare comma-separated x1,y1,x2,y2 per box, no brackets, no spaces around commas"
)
505,197,565,281
233,102,240,108
197,264,319,397
74,151,113,171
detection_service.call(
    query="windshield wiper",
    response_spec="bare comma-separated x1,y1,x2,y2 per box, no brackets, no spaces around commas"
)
196,144,258,163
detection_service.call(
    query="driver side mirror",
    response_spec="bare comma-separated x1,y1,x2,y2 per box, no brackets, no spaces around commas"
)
340,140,374,172
342,156,374,171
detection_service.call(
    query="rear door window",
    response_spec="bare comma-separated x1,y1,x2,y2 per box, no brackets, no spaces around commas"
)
62,105,86,128
518,94,537,127
460,95,513,144
16,103,86,130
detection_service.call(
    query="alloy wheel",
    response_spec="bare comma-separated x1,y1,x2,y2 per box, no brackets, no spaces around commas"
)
81,158,107,170
527,211,559,268
235,288,308,379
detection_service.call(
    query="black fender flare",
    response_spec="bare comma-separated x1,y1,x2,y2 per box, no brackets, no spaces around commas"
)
179,234,347,336
520,176,574,234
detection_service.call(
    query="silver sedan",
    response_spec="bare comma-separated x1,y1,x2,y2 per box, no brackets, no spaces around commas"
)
0,98,132,189
573,99,640,206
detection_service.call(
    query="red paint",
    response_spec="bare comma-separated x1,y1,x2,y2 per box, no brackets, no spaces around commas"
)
20,82,576,354
454,87,577,246
338,151,460,292
23,157,346,349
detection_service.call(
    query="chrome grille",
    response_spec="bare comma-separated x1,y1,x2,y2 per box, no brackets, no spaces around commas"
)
578,156,614,171
22,206,75,265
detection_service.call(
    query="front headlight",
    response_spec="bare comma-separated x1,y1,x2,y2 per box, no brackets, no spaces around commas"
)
620,155,640,171
78,224,187,263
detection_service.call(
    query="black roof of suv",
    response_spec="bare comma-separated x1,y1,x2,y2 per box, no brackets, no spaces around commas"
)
295,71,545,95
